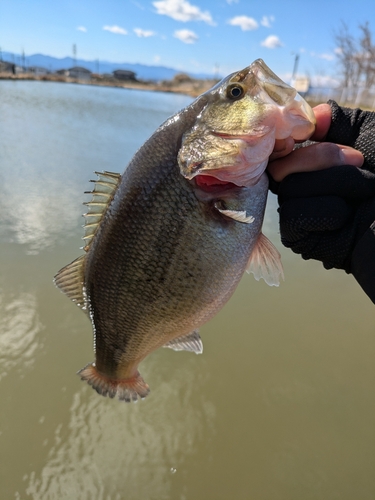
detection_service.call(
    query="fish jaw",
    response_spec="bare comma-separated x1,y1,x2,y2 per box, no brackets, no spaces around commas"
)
178,58,315,187
181,129,274,188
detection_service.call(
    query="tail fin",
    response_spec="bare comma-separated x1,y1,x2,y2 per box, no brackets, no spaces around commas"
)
78,363,150,402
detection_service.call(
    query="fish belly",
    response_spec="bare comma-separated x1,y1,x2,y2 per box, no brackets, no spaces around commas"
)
83,162,267,398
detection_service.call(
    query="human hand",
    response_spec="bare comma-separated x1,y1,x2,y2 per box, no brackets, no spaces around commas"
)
266,101,375,302
268,103,364,183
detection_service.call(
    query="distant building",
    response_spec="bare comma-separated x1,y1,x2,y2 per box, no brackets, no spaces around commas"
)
67,66,92,81
113,69,137,81
29,66,49,75
291,77,310,96
0,61,15,74
14,65,25,74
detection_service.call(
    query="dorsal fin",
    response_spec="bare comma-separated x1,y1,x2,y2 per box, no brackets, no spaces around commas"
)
54,171,121,310
53,255,87,310
82,171,121,252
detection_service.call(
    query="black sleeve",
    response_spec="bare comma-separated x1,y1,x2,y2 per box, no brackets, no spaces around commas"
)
351,224,375,303
327,101,375,302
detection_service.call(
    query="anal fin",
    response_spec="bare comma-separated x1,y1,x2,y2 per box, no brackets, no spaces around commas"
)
246,232,284,286
163,330,203,354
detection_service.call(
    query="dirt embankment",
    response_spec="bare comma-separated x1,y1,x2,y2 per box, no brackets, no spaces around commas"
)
0,71,220,98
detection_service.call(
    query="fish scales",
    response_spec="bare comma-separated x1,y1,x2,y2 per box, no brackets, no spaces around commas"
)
54,59,315,401
85,98,263,368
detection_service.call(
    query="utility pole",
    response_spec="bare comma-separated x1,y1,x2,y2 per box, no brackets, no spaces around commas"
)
291,54,299,82
73,44,77,67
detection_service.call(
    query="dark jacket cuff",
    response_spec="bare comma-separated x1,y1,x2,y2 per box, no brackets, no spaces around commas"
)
351,222,375,303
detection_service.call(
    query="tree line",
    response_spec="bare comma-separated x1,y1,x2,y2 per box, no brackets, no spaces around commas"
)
335,21,375,90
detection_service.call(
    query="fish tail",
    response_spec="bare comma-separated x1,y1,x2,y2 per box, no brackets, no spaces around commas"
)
78,363,150,402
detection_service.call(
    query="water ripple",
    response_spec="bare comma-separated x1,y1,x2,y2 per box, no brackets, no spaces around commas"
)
0,290,44,380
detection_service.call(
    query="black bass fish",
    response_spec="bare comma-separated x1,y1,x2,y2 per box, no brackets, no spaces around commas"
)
54,59,315,402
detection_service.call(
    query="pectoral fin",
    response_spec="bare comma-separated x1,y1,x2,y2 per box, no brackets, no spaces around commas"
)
246,233,284,286
163,330,203,354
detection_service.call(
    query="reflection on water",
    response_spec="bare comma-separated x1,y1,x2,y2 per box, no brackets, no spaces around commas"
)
0,81,191,255
26,357,215,500
1,81,375,500
0,290,43,380
1,180,79,254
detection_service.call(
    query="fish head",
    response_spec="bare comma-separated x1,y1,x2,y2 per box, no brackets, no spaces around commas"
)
178,58,316,188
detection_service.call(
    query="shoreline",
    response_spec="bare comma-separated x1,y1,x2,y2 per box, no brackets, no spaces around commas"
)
0,72,219,98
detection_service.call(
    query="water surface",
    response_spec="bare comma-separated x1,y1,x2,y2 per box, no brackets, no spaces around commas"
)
1,81,374,500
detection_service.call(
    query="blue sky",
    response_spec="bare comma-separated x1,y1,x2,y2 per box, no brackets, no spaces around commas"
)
1,0,375,85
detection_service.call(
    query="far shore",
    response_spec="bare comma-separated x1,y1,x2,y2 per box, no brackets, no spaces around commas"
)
3,71,372,109
0,71,219,98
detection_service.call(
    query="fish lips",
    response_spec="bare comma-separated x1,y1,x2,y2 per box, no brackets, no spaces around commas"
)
181,157,268,190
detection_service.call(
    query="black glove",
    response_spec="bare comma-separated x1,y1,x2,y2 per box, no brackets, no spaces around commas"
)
278,166,375,272
326,100,375,172
274,101,375,302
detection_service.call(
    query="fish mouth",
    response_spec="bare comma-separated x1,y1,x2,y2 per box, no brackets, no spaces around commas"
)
193,173,242,192
186,155,267,190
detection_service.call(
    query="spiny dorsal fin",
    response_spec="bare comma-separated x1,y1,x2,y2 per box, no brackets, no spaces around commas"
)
82,171,121,252
163,330,203,354
53,255,87,310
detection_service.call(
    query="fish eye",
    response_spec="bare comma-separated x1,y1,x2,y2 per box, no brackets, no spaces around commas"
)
227,84,244,100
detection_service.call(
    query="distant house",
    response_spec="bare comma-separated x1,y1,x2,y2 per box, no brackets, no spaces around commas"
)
29,66,49,75
113,69,137,81
14,65,25,74
67,66,92,81
291,77,310,96
0,61,15,74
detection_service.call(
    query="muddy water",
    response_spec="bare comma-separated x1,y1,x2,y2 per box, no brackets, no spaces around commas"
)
1,81,374,500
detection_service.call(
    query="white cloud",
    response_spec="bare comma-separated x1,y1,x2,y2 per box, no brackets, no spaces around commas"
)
310,74,340,87
77,26,87,32
311,51,335,61
319,53,335,61
261,35,282,48
153,0,215,25
103,25,128,35
174,29,199,44
154,55,161,63
134,28,156,37
226,0,239,3
260,15,274,28
131,0,145,9
228,16,258,31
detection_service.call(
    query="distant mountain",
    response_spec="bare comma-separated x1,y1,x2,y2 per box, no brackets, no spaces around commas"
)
1,52,215,82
